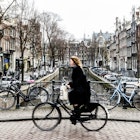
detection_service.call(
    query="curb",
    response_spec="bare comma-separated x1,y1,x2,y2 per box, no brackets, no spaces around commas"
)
0,117,140,123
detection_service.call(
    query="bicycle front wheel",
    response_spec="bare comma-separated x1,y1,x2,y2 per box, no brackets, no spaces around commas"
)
0,90,16,110
32,102,61,131
80,103,108,131
100,91,120,110
133,93,140,111
29,86,49,106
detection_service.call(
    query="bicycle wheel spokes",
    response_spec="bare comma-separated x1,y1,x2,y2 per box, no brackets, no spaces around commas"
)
32,102,61,131
133,93,140,111
99,92,120,110
0,90,16,110
29,87,48,106
80,104,108,131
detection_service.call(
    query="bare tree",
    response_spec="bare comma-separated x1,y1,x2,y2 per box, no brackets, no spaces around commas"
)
28,17,42,72
0,0,16,38
55,29,68,64
40,12,64,67
15,0,40,81
0,0,16,24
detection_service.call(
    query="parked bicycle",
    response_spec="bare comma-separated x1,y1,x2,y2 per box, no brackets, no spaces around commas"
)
0,78,49,110
32,79,108,131
101,79,140,111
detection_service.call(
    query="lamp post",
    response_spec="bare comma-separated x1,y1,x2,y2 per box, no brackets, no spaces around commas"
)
0,29,4,72
136,24,140,81
43,43,46,71
0,29,4,39
0,29,4,51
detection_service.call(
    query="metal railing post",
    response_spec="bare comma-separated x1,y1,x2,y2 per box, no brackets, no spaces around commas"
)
16,93,20,109
123,82,127,109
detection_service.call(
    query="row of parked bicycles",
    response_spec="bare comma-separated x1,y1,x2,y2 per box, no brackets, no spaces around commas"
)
0,76,140,131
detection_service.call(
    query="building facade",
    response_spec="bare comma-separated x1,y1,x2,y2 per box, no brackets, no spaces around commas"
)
0,19,42,75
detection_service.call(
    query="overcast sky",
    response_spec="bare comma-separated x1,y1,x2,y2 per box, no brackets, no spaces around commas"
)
34,0,140,39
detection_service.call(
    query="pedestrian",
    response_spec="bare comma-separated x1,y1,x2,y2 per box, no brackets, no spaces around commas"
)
67,56,90,124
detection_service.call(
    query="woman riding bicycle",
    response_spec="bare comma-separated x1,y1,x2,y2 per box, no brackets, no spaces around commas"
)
67,56,90,124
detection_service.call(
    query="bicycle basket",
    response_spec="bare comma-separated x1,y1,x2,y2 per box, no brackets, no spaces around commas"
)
60,84,68,100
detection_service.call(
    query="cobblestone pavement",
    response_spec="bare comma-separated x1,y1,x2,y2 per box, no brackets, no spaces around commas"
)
0,119,140,140
0,106,140,140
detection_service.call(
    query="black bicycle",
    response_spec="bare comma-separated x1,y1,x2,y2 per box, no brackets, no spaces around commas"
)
0,78,49,110
32,81,108,131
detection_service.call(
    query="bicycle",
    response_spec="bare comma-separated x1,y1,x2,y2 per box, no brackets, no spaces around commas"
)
0,78,49,110
32,79,108,131
101,79,140,111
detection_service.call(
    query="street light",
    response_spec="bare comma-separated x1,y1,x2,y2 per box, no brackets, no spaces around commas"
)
0,29,4,52
0,29,3,73
43,43,46,71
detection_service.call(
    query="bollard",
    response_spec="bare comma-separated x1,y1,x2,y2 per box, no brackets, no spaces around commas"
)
122,82,127,109
16,93,20,109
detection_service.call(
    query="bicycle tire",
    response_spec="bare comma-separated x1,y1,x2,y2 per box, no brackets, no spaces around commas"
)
80,103,108,131
133,93,140,111
0,90,16,110
29,86,49,106
32,102,61,131
100,91,120,110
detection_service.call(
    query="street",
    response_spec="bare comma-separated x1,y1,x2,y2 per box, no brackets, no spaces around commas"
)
0,120,140,140
0,107,140,140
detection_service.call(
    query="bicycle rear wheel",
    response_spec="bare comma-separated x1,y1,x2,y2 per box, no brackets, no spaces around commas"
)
0,90,16,110
133,93,140,111
32,102,61,131
80,103,108,131
29,86,49,106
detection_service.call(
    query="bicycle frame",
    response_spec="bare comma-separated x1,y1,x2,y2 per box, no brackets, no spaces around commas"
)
9,83,29,99
58,100,72,117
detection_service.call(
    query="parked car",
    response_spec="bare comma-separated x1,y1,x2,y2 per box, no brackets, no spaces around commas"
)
1,76,20,88
104,74,117,81
39,69,47,77
32,71,39,79
33,71,39,79
92,68,102,75
23,75,35,83
49,68,53,73
100,71,108,77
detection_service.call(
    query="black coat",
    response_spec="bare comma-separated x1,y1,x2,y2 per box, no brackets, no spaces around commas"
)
68,66,90,104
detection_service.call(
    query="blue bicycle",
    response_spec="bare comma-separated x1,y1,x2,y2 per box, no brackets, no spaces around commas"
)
102,79,140,110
